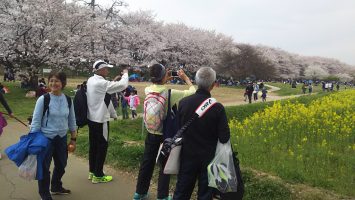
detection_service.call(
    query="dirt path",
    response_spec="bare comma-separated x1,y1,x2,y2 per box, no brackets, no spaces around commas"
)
223,84,303,106
0,122,137,200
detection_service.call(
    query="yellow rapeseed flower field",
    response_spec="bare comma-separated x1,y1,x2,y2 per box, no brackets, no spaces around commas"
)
230,90,355,196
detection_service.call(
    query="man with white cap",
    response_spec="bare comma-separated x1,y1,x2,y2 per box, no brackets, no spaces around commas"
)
86,60,129,183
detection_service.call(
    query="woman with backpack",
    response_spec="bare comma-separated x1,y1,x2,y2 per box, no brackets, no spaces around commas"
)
30,71,77,200
133,64,195,200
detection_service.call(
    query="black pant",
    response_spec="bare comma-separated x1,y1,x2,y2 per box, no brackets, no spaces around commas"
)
173,155,212,200
253,92,258,100
132,110,137,118
247,94,252,103
38,135,67,199
136,133,170,198
88,120,109,177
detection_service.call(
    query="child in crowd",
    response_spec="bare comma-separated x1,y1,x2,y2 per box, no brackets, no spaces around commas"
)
128,90,140,119
119,91,129,119
261,87,268,102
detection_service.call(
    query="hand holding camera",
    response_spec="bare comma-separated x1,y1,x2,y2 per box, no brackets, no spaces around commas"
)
178,69,193,86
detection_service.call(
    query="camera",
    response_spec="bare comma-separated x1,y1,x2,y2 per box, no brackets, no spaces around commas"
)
171,71,178,77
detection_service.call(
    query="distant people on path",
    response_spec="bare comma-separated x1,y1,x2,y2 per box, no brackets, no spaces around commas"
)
308,83,313,94
87,60,128,184
128,89,140,119
245,82,254,104
30,71,77,200
0,90,14,160
259,81,264,90
261,87,268,102
330,82,334,91
119,91,129,119
133,63,195,200
173,67,230,199
302,83,307,94
336,83,340,91
253,82,259,101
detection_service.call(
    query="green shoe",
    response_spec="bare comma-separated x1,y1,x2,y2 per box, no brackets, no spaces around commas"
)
91,175,113,184
133,192,148,200
88,172,94,180
157,196,172,200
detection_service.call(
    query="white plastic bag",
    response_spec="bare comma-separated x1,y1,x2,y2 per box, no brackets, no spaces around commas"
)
19,154,37,181
207,140,238,193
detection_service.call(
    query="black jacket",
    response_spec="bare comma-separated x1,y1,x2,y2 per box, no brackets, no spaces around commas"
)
178,89,230,160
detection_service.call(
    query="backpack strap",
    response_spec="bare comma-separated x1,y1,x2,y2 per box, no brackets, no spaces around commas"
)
167,89,172,115
195,98,217,118
42,93,72,127
65,95,72,109
173,98,217,141
43,93,50,118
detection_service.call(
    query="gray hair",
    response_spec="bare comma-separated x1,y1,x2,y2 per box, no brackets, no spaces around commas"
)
195,67,216,90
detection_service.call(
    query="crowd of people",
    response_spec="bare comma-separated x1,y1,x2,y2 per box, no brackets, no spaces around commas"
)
1,61,240,200
2,61,355,200
244,81,267,103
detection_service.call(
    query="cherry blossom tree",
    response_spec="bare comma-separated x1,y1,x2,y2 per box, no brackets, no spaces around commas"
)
304,65,329,80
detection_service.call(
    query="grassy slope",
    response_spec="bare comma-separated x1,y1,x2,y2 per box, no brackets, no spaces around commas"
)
266,82,323,96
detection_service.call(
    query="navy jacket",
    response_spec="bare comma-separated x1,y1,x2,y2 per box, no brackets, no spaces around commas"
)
178,89,230,161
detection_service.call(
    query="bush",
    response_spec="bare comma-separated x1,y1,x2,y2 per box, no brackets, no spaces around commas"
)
230,90,355,196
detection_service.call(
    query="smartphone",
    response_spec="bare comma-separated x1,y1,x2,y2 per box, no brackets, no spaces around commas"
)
171,71,178,77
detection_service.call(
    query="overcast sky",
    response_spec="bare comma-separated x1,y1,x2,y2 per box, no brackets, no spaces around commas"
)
96,0,355,65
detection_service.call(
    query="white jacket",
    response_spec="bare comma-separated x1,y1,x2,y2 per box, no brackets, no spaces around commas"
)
87,73,128,123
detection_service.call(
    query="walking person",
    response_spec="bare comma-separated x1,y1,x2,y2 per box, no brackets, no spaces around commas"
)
261,87,268,102
128,89,140,119
302,83,307,94
119,91,129,119
173,67,230,200
308,83,313,94
253,82,259,101
30,71,77,200
133,63,195,200
0,91,14,160
245,82,253,104
87,60,128,183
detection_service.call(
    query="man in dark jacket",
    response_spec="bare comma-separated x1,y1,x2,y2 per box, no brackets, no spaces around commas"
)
173,67,230,200
245,82,254,104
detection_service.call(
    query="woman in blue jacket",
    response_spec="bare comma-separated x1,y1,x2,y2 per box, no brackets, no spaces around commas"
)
30,71,77,200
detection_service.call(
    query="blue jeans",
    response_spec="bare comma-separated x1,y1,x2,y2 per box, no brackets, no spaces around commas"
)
38,135,67,199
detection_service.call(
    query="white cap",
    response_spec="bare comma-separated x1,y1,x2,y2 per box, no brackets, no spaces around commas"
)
92,60,113,72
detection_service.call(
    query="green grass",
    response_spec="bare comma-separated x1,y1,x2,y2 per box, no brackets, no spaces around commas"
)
225,91,330,122
266,82,324,96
